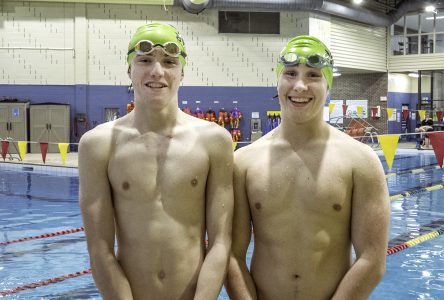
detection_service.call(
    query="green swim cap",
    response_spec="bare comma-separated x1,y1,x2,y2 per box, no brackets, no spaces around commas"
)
276,35,333,89
127,23,187,68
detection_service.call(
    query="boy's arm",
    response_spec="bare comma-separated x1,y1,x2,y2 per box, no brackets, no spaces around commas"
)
225,150,257,300
79,130,133,299
332,149,390,300
194,129,234,300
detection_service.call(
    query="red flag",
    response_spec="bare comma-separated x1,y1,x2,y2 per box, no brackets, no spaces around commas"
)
436,111,443,122
428,132,444,168
40,143,48,164
402,109,409,121
1,141,9,161
342,104,348,116
371,107,378,119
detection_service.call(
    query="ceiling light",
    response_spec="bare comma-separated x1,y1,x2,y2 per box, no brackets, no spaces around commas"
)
425,5,436,13
333,72,342,77
353,0,364,4
426,16,444,20
408,72,419,78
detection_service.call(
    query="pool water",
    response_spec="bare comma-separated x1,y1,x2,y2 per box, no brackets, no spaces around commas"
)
1,149,444,299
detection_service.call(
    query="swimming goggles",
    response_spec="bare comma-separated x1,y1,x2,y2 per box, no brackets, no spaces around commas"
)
279,53,333,69
127,40,187,58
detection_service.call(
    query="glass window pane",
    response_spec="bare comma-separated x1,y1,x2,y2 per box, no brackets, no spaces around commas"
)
219,11,249,33
406,14,419,34
436,14,444,33
392,35,405,55
436,33,444,53
392,17,404,35
420,34,434,54
407,35,419,54
420,13,435,34
250,12,280,34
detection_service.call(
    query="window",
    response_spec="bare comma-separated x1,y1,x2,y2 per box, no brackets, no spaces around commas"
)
219,11,280,34
436,33,444,53
391,13,444,55
391,17,405,55
436,13,444,33
405,14,419,34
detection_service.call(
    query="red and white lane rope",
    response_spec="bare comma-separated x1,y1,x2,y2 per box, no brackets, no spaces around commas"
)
0,227,84,246
1,227,443,296
0,269,92,296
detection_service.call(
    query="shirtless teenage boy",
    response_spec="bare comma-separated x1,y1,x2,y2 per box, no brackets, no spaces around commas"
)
226,36,390,300
79,23,233,300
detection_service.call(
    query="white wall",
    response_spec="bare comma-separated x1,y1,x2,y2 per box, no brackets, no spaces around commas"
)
1,2,309,86
0,1,389,86
329,16,387,72
388,73,414,93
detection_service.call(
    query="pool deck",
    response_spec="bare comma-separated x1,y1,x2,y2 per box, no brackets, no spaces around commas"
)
0,141,425,169
1,152,79,168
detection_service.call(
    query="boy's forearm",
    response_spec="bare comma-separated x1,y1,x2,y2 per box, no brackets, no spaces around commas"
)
225,256,257,300
90,252,134,300
331,257,385,300
194,243,230,300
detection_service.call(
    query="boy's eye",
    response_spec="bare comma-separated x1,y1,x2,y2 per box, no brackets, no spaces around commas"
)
165,58,179,65
137,57,151,63
308,72,322,77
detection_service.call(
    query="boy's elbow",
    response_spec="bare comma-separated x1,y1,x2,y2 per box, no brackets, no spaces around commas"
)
370,259,386,284
376,260,386,281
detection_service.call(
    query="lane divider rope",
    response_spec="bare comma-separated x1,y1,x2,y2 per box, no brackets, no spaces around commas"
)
387,228,444,256
390,183,444,201
0,269,92,296
1,164,443,295
1,229,443,296
0,227,84,246
385,164,441,178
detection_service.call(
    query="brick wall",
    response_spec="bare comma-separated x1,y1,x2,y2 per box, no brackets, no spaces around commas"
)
331,73,389,134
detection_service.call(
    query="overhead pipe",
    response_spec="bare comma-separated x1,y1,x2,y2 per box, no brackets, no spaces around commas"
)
207,0,324,10
180,0,210,14
321,0,391,27
177,0,434,27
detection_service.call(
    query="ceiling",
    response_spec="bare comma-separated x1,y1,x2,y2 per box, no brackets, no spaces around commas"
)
331,0,444,32
334,0,404,14
334,0,444,15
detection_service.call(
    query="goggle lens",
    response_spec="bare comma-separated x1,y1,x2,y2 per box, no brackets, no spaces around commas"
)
307,55,321,66
137,40,154,53
282,53,298,64
163,43,180,56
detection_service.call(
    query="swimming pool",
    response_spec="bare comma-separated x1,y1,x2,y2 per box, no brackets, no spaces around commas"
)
1,149,443,299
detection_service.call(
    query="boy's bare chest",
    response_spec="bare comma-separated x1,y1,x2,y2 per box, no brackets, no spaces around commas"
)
108,135,209,195
246,151,352,218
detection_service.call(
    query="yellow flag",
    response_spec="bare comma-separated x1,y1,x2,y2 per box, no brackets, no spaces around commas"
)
18,141,27,161
378,135,400,170
357,106,363,117
387,108,394,119
232,142,237,151
58,143,69,164
418,110,426,121
329,103,335,114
